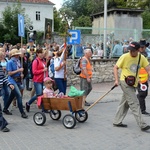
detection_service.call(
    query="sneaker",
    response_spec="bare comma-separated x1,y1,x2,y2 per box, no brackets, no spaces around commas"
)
21,112,28,118
141,125,150,131
25,102,30,112
1,127,10,132
113,123,128,128
85,101,90,106
3,109,12,115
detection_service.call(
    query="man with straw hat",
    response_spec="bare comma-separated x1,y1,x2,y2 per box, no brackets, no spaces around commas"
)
3,49,28,118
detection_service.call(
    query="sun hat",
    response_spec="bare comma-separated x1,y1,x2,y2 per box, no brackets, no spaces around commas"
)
139,39,149,47
44,77,54,83
127,42,140,51
9,49,21,57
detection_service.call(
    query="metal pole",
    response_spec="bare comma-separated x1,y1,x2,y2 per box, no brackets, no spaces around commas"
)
103,0,107,59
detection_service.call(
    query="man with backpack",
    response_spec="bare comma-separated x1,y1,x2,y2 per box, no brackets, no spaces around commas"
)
79,48,93,107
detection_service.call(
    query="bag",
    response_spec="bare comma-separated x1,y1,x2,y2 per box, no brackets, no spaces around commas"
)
68,86,84,97
73,58,81,75
125,76,135,86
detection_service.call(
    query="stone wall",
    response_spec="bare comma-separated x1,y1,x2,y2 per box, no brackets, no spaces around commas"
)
67,59,117,86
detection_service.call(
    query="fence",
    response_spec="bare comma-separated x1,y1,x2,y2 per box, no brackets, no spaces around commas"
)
71,27,150,58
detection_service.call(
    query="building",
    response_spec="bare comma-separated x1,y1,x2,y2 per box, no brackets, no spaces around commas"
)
0,0,54,33
91,8,144,41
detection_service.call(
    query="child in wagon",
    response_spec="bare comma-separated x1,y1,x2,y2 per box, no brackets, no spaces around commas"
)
43,77,55,98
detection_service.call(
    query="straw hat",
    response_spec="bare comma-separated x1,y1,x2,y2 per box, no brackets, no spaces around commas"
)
9,49,21,57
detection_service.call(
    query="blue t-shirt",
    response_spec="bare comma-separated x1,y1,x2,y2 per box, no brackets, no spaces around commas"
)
6,57,21,84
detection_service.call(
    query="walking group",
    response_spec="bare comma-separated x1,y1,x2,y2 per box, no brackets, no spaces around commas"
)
0,38,150,133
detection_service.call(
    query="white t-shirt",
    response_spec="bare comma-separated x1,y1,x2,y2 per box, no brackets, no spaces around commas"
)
54,57,64,78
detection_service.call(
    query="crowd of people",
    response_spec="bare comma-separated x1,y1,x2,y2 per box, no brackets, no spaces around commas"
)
0,37,150,133
74,37,150,59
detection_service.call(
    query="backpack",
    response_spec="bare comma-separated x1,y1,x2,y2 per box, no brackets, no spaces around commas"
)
73,57,81,75
30,58,39,79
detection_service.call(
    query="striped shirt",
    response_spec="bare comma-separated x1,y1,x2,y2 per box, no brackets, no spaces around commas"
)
0,64,10,90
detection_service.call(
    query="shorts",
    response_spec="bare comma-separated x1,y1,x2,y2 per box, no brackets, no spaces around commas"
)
80,77,92,96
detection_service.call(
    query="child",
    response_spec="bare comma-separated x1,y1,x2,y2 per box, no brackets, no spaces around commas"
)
43,77,55,98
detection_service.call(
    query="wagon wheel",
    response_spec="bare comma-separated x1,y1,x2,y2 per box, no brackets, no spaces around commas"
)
33,112,46,126
62,114,76,129
49,110,61,120
75,110,88,123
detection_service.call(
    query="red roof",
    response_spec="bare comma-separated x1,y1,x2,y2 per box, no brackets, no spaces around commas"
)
3,0,54,5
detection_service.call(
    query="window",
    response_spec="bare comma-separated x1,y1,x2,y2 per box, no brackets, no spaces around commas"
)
36,11,40,21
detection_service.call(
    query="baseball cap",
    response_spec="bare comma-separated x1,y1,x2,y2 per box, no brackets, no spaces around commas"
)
127,42,140,51
43,77,54,83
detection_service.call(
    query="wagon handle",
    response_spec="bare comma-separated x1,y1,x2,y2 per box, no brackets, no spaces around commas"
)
85,85,117,112
111,84,117,90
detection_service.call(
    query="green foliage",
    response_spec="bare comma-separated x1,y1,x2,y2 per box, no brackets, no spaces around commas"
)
142,10,150,29
1,2,31,44
54,7,61,32
73,15,92,28
36,31,44,45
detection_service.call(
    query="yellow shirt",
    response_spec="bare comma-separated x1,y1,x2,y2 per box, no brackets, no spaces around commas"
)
116,52,149,87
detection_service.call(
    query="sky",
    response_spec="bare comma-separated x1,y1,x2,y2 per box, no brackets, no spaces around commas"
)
50,0,64,10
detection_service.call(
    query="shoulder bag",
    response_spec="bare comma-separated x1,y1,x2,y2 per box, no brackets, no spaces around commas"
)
125,54,141,86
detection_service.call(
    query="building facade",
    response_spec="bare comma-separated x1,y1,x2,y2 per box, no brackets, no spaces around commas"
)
91,8,144,41
0,0,54,32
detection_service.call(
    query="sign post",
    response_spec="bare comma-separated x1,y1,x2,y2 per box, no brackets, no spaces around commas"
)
59,24,72,80
18,14,25,69
67,30,81,59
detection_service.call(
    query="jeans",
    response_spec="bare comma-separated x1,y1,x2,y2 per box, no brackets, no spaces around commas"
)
4,83,24,114
54,78,67,95
2,83,10,107
28,82,43,105
0,103,8,130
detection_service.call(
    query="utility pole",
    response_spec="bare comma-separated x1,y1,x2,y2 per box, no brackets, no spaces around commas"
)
103,0,107,59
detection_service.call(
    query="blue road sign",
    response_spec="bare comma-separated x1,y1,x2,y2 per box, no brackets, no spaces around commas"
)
18,14,25,37
67,30,81,45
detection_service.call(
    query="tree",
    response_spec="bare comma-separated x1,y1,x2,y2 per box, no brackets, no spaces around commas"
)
53,7,62,32
59,6,76,29
1,2,31,44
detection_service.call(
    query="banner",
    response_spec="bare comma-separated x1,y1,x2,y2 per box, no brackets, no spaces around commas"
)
45,18,52,39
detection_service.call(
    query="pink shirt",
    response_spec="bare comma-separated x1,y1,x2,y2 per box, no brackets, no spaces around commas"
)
43,88,54,98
